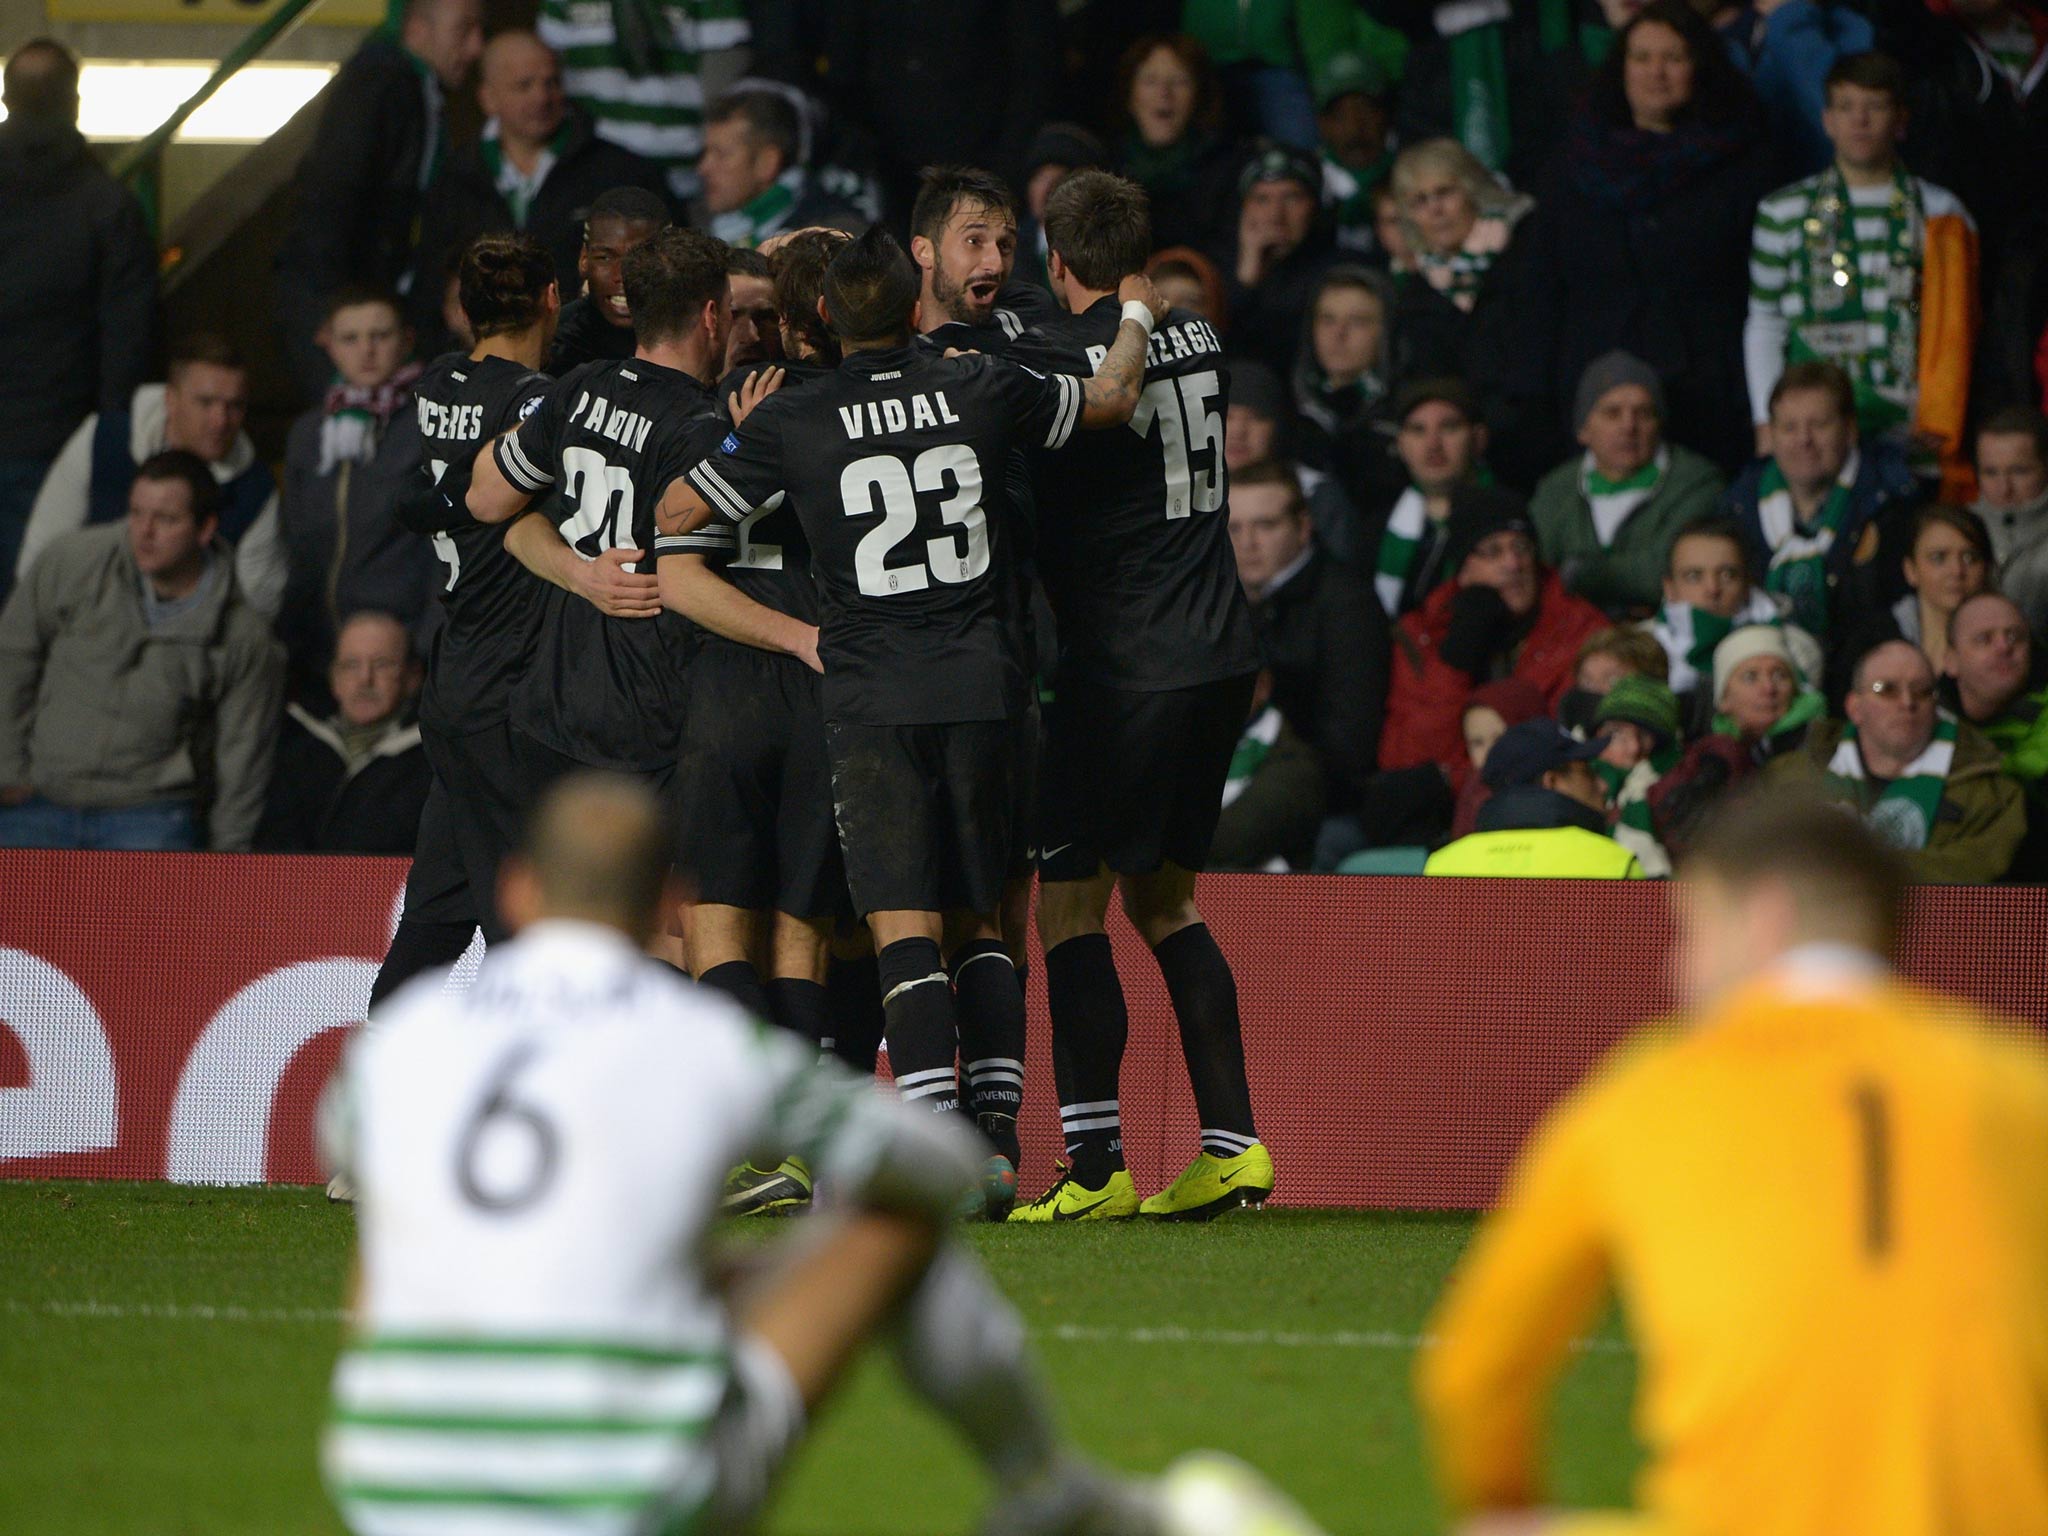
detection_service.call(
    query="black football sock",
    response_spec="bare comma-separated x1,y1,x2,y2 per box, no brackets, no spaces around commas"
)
878,937,959,1114
950,939,1024,1165
1151,922,1257,1157
764,976,831,1047
1044,932,1129,1186
825,951,887,1074
698,959,771,1019
367,919,476,1012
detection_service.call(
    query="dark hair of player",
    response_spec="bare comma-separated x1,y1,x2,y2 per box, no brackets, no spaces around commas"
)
585,185,672,241
1769,358,1856,422
1229,459,1306,513
3,37,80,120
910,165,1018,249
822,225,921,347
167,332,245,380
771,227,852,364
133,448,223,523
322,282,405,325
726,246,772,280
1664,513,1752,579
621,227,731,348
460,235,555,339
1824,49,1907,107
1683,788,1906,952
519,771,677,941
706,87,802,172
1042,169,1152,291
1976,406,2048,466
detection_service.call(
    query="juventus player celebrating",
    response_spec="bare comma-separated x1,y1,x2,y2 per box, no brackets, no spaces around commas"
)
324,773,1189,1536
656,227,1166,1217
909,165,1058,350
370,236,661,1012
468,228,731,806
1009,171,1272,1223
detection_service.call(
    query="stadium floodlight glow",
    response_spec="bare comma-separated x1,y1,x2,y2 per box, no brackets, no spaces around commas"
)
0,60,337,144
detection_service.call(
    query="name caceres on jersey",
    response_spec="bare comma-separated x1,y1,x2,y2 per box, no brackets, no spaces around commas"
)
395,351,554,734
651,359,834,630
679,344,1082,726
1012,301,1259,690
493,357,715,770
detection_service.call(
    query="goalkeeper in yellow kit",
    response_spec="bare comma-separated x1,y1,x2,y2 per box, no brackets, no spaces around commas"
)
1416,790,2048,1536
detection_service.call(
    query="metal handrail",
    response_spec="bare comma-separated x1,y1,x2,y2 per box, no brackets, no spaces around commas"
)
112,0,330,238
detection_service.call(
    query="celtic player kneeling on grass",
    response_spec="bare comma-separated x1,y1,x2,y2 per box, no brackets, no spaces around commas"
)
321,772,1323,1536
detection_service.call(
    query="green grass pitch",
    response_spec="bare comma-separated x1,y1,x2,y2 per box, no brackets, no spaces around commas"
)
0,1182,1641,1534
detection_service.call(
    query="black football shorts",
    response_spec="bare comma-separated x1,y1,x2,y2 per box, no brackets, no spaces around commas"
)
1035,672,1256,884
825,715,1030,918
674,642,849,921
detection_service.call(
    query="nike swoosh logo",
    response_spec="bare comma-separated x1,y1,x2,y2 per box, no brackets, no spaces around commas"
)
1219,1167,1259,1187
1038,843,1073,861
1055,1194,1114,1219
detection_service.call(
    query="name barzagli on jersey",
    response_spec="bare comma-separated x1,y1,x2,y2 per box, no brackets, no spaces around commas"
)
1084,317,1225,372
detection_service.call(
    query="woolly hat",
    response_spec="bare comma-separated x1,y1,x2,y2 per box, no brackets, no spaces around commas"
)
1239,140,1321,198
1711,624,1800,707
1441,485,1535,578
1464,677,1549,728
1594,674,1681,751
1024,122,1108,177
1572,349,1665,431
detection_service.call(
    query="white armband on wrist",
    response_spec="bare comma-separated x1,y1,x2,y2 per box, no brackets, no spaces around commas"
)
1120,300,1156,336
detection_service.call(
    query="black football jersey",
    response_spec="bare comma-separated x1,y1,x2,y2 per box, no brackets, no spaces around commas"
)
493,356,714,770
395,351,554,733
1010,300,1259,690
678,343,1082,726
652,359,834,629
544,295,636,375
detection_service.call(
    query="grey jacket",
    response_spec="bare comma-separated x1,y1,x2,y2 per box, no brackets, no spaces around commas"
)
0,524,285,849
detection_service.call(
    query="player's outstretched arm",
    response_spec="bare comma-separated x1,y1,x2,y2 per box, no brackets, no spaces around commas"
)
468,434,535,524
1075,273,1170,430
503,515,661,618
659,553,821,671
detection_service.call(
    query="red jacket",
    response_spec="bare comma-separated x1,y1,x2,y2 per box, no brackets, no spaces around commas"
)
1379,569,1608,789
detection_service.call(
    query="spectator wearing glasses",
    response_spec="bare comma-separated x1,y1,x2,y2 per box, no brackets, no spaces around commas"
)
1766,637,2024,882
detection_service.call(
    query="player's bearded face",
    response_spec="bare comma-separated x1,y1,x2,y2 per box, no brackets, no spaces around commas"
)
931,205,1016,325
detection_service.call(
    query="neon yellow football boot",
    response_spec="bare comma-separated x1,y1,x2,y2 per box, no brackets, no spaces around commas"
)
1007,1163,1140,1222
1139,1144,1274,1221
721,1156,812,1217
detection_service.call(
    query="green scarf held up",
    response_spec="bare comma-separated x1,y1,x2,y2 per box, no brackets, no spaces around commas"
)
1447,22,1512,174
1824,712,1960,850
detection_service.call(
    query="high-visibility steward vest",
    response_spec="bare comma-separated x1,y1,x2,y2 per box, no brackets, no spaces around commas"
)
1424,826,1646,878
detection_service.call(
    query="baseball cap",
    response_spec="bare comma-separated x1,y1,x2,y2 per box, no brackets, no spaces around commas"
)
1393,376,1480,426
1238,141,1322,199
1313,52,1391,111
1481,719,1606,791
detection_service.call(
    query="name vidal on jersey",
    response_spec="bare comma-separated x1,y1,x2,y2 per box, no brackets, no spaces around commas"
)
569,392,654,453
1085,318,1224,371
837,391,961,439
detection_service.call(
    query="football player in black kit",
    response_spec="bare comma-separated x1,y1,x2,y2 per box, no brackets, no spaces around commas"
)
367,235,660,1012
1006,171,1273,1223
468,227,731,821
544,186,671,374
909,165,1058,350
655,229,849,1215
655,227,1168,1218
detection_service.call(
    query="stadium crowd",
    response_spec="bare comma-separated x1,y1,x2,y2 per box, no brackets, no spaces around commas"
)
3,0,2048,882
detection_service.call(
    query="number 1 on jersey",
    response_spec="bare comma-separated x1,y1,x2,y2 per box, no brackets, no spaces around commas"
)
1128,369,1224,520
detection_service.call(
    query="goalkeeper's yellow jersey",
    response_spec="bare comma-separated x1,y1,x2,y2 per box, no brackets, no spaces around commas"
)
1416,946,2048,1536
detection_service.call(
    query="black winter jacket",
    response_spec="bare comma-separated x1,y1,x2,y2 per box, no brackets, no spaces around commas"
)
1248,549,1391,809
0,119,158,458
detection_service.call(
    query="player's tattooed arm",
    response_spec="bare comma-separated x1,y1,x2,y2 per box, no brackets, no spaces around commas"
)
659,553,822,672
503,514,661,619
1076,273,1170,430
467,433,535,524
654,480,717,541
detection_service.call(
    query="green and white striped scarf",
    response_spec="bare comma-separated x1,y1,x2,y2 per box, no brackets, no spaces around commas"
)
1825,711,1958,850
1222,707,1282,809
1755,448,1859,635
709,168,800,249
1374,471,1490,616
1651,589,1783,695
1581,445,1668,547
